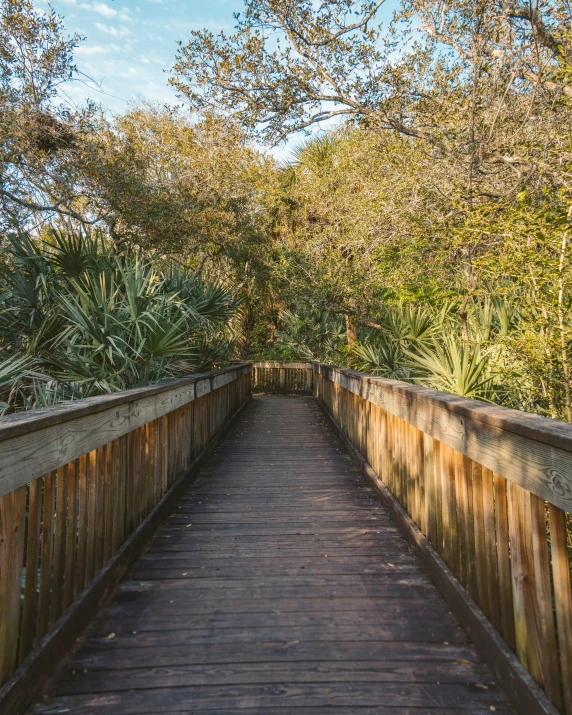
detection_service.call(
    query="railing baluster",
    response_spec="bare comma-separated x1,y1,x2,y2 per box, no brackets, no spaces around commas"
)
63,459,79,610
19,479,42,664
493,473,515,650
548,504,572,712
50,465,68,625
0,485,27,681
36,472,56,639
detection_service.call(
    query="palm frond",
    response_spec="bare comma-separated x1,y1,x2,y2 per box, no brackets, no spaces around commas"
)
407,338,497,401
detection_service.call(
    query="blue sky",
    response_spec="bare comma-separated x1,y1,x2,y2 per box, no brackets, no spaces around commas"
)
39,0,244,112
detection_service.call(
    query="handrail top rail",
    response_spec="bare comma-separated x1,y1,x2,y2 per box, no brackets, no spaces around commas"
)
251,361,314,369
311,361,572,455
0,363,252,444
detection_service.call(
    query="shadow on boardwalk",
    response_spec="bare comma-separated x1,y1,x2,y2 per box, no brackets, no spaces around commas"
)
29,395,513,713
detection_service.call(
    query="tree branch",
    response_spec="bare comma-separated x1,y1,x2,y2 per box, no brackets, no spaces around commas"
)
499,1,568,57
1,188,108,225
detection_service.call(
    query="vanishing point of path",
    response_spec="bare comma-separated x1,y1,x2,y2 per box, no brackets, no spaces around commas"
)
29,395,513,714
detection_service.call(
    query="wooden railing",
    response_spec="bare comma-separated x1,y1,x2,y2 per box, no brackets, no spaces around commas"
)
271,361,571,715
0,363,252,709
252,361,313,393
2,358,571,714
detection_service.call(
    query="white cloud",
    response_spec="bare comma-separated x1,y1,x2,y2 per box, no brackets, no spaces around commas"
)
66,2,131,18
76,43,108,55
116,67,139,78
94,22,130,37
140,54,167,66
83,2,116,17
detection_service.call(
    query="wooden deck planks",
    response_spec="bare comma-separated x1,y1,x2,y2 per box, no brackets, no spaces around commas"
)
28,395,513,714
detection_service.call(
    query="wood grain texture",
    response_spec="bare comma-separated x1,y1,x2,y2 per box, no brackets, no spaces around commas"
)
252,361,313,394
492,474,516,651
548,504,572,714
314,362,572,511
3,361,570,714
319,393,557,715
27,395,512,715
36,473,56,640
316,368,564,714
50,466,68,626
0,375,251,713
0,365,251,497
0,485,27,684
19,479,42,664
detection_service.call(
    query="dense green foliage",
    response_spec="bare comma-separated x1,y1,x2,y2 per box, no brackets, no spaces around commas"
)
1,0,571,421
0,229,239,412
260,130,572,419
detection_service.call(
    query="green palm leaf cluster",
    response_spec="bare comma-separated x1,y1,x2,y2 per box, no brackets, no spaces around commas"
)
272,308,346,364
351,300,522,403
0,227,240,412
273,299,531,407
408,338,496,401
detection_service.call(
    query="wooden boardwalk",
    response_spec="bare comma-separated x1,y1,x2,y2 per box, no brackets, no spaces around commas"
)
29,395,513,714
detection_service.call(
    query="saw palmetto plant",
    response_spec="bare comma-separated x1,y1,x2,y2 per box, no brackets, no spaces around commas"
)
0,227,240,412
272,298,537,407
350,338,413,381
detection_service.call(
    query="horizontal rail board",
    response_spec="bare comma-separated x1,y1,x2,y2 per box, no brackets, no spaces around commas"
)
0,365,251,498
252,361,314,369
313,363,572,512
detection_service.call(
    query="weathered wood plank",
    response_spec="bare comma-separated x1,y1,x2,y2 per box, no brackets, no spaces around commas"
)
63,459,78,610
548,504,572,714
49,466,68,626
507,481,559,703
19,479,42,663
75,454,89,596
49,659,496,696
28,681,512,714
0,485,26,684
314,363,572,511
493,474,515,650
36,473,56,640
0,365,251,497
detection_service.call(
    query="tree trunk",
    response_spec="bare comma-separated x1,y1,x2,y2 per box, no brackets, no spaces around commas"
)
557,231,571,421
345,314,359,345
